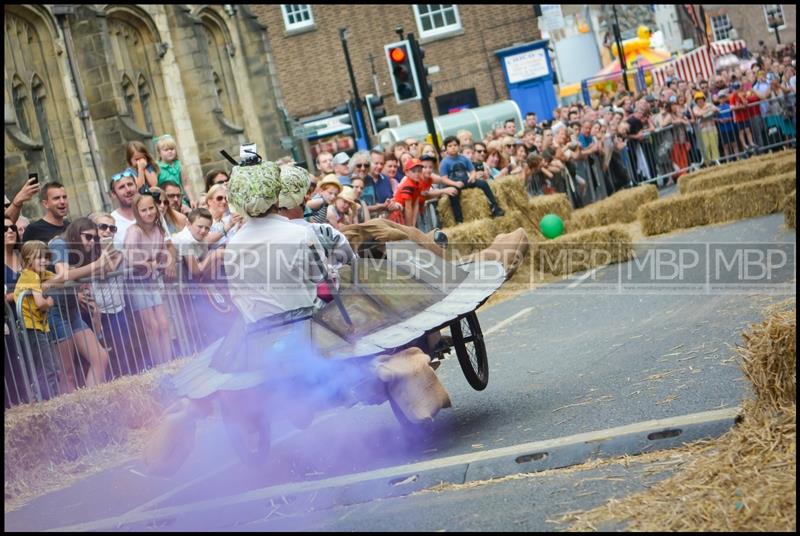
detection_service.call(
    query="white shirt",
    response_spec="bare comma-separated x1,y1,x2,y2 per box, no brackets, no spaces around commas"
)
224,214,326,324
111,209,136,251
172,227,208,261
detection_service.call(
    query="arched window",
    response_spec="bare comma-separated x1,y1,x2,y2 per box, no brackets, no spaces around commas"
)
137,74,155,135
11,76,32,137
200,11,243,127
106,12,171,137
31,76,59,181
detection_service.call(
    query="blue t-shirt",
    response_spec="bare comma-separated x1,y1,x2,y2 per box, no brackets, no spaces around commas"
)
363,174,394,205
439,155,474,182
337,175,352,186
578,133,594,149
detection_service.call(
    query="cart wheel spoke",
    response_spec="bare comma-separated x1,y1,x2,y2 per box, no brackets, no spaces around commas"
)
450,312,489,391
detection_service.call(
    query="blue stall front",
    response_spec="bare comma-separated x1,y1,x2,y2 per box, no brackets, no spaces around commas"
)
495,40,558,122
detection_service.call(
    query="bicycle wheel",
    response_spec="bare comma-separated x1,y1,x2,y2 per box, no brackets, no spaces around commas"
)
449,312,489,391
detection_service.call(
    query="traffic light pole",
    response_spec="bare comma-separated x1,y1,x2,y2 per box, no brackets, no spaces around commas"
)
407,32,439,155
339,28,369,148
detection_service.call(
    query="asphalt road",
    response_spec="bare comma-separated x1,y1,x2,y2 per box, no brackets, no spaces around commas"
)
5,213,795,532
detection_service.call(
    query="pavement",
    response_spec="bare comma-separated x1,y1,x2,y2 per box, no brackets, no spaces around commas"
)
5,212,795,532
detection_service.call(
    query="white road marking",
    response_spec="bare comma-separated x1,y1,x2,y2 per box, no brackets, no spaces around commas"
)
566,268,598,289
47,407,741,533
484,307,534,337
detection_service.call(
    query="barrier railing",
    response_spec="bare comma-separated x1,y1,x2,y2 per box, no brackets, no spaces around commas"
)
8,267,229,405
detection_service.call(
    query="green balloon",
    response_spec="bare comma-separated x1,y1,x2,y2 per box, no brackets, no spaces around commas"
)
540,213,564,239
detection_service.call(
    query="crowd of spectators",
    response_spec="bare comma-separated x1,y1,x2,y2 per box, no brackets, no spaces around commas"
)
4,41,796,407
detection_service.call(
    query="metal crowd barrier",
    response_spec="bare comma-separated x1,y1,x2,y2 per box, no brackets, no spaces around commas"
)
7,267,226,405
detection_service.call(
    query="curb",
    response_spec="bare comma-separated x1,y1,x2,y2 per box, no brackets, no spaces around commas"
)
42,406,741,532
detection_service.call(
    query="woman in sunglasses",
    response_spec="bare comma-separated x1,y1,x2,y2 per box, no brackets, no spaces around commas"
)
205,184,243,249
151,186,188,238
4,217,22,304
47,218,118,392
87,212,147,378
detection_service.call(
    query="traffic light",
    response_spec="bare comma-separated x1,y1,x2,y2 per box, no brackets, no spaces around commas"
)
333,100,355,137
385,40,421,103
364,94,389,134
410,41,433,98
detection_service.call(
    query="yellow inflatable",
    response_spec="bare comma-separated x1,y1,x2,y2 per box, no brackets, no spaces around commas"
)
611,26,652,59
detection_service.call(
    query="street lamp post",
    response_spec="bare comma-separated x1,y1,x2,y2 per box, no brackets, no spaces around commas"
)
339,28,368,146
611,5,630,93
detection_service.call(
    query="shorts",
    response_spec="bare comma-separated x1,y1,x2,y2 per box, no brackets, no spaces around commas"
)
129,286,164,312
48,306,89,343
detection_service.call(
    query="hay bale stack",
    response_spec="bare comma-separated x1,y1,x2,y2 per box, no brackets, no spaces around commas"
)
679,150,796,194
490,174,528,212
436,174,529,228
441,216,498,255
637,194,709,236
703,173,796,224
527,194,573,228
639,173,796,236
570,185,658,231
738,307,796,408
435,189,492,228
784,190,796,230
533,224,634,276
4,359,187,496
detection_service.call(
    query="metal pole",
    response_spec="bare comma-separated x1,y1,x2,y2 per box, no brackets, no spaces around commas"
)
611,5,630,93
407,32,439,155
773,25,781,45
339,28,367,140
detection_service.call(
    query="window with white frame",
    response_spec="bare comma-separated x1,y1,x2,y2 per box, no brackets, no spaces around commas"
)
763,5,786,30
281,5,314,32
710,14,733,42
413,5,462,39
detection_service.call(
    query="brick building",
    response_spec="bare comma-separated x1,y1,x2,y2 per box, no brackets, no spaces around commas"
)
703,4,796,49
250,5,542,139
5,5,289,218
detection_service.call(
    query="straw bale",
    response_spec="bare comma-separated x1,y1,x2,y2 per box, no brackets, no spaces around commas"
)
702,172,796,224
569,185,658,231
784,190,796,230
490,174,528,212
679,150,796,194
442,217,499,255
527,194,573,231
533,224,634,276
436,189,492,228
637,194,708,236
435,174,530,228
4,358,188,499
639,173,795,236
738,307,796,408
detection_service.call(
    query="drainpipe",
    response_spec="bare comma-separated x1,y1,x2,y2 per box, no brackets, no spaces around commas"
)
54,7,110,211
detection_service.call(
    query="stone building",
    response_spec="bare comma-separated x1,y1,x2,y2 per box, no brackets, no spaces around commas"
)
249,4,542,149
4,4,289,219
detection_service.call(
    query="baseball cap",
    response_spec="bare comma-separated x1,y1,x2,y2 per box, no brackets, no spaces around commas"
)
403,158,423,172
694,91,705,101
332,152,350,166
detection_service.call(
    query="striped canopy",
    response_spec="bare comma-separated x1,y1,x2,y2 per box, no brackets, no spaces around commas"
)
595,48,673,77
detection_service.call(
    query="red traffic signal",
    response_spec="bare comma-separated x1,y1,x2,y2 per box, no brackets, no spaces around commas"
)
389,47,406,63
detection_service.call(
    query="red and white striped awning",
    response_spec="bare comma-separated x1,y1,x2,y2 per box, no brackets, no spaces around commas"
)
652,45,714,86
710,40,747,56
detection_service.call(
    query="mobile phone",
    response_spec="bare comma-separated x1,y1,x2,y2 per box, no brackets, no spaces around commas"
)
28,173,39,185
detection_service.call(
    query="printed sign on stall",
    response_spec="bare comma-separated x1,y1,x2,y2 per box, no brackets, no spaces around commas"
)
504,48,549,84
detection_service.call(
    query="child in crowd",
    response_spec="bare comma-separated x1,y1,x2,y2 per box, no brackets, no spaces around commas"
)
125,141,160,190
305,175,341,224
124,193,175,365
327,186,356,230
14,241,60,399
389,158,424,226
155,134,196,208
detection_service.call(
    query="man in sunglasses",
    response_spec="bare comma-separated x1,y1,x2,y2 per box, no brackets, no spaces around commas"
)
22,182,71,245
109,170,139,250
362,149,399,219
163,181,191,216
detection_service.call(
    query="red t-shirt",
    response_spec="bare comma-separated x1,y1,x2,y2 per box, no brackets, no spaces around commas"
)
730,92,761,122
390,176,422,224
